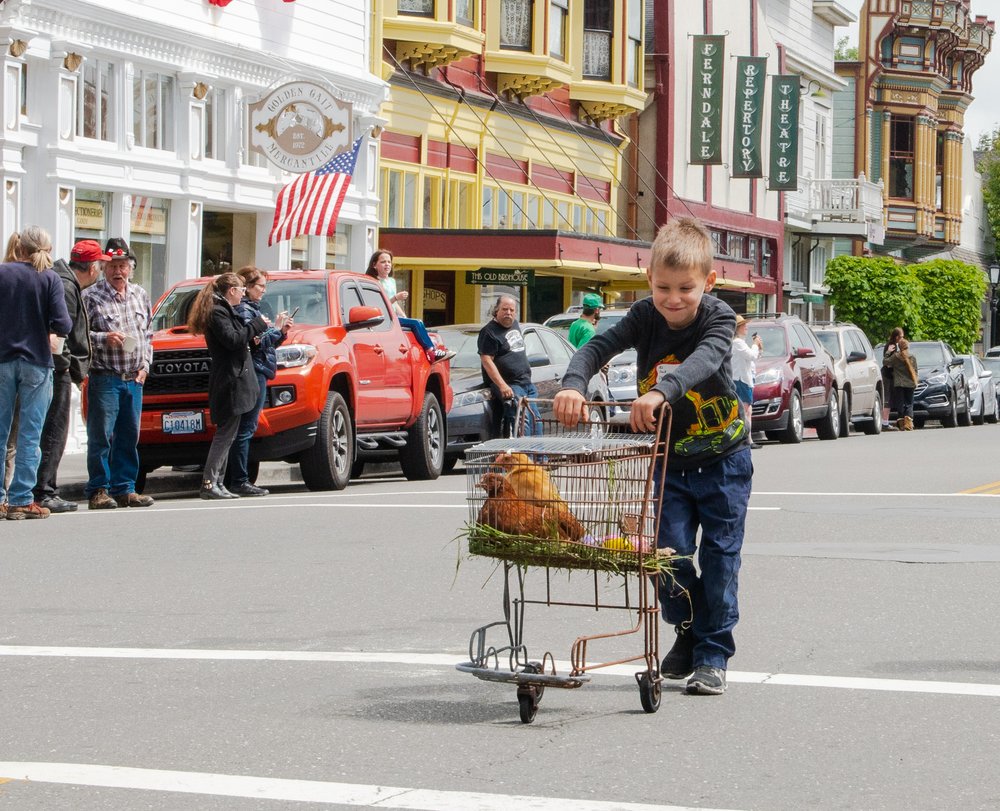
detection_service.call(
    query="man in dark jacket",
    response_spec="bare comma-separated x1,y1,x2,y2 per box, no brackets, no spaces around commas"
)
34,240,105,512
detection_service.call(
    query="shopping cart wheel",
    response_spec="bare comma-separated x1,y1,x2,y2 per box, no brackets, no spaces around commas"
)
638,673,661,713
517,689,539,723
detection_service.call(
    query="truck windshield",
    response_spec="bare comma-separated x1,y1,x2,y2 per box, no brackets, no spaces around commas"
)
152,280,330,330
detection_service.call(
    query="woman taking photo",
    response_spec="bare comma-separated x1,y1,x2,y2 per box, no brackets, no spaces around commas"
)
883,326,918,431
224,265,292,497
187,273,268,499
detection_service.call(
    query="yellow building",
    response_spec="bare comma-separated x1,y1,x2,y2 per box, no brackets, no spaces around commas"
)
372,0,650,326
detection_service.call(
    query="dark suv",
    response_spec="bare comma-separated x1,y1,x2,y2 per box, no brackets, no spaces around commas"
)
877,340,971,428
745,314,839,443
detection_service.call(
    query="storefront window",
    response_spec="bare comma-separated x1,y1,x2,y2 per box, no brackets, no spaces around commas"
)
325,224,350,269
129,195,169,300
479,284,522,323
74,190,110,245
291,235,308,269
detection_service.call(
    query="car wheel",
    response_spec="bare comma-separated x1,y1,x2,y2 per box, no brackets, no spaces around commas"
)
838,390,851,438
958,392,973,427
816,390,840,441
988,397,999,424
778,391,804,443
941,391,958,428
973,394,985,426
861,390,882,435
300,391,353,491
399,393,445,481
913,417,925,429
587,402,606,425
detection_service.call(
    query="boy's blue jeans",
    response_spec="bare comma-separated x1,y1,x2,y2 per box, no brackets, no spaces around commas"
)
0,359,54,506
656,447,752,669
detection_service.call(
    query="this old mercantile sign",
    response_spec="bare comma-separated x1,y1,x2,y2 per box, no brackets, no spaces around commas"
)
248,80,353,172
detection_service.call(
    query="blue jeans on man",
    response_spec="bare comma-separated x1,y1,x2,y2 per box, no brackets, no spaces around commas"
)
0,359,54,506
491,381,541,438
656,447,753,669
86,374,143,496
226,371,267,487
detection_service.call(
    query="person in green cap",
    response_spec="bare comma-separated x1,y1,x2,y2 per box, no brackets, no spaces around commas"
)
567,293,604,349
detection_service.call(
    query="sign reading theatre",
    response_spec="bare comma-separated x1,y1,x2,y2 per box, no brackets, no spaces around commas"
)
768,75,800,191
248,80,353,173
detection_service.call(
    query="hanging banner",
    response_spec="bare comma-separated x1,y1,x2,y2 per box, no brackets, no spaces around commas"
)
731,56,767,178
690,35,726,165
768,75,800,191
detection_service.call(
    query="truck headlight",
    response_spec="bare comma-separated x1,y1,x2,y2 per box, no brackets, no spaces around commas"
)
275,344,317,369
453,389,491,409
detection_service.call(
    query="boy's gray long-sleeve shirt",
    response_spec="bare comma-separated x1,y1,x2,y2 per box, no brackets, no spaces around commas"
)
561,295,749,469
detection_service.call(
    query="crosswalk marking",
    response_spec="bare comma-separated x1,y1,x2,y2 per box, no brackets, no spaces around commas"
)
1,646,998,698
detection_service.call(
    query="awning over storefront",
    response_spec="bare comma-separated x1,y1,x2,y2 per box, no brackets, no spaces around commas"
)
381,228,651,284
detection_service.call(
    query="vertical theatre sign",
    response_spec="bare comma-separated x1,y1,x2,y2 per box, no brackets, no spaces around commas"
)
731,56,767,178
690,35,726,165
768,75,800,191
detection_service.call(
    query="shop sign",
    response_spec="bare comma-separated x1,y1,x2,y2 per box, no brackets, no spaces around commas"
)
466,269,535,287
75,200,105,231
731,56,767,178
690,35,726,165
768,75,800,191
247,80,353,173
423,288,447,311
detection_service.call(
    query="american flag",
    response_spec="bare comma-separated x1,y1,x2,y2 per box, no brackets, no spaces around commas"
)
268,136,363,246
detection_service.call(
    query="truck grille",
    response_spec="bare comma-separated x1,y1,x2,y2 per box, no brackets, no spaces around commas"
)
147,348,211,395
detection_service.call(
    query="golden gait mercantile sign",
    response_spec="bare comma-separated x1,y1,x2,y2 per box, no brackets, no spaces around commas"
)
248,80,353,173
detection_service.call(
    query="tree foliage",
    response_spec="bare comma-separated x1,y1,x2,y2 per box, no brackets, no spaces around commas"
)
909,259,987,353
834,35,859,61
825,256,922,344
977,126,1000,256
825,255,986,352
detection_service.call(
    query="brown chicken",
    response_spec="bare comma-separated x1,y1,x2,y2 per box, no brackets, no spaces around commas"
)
491,452,563,504
477,471,584,542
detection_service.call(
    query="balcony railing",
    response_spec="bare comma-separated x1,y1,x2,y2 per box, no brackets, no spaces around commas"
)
785,175,885,239
582,29,612,80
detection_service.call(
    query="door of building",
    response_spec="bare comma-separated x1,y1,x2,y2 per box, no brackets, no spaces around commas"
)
422,270,454,327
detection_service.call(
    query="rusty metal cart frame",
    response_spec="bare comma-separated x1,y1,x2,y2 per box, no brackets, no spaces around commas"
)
456,399,673,723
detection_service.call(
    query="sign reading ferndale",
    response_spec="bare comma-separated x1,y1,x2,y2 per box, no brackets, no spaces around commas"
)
248,80,353,173
690,35,726,165
768,75,800,191
731,56,767,178
466,269,535,287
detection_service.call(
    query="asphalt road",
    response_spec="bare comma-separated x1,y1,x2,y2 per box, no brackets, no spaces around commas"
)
2,421,1000,810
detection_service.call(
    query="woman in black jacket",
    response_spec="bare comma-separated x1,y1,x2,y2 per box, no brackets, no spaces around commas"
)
188,273,267,499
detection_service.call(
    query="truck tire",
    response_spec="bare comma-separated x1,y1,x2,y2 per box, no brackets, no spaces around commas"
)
399,393,444,481
300,391,353,491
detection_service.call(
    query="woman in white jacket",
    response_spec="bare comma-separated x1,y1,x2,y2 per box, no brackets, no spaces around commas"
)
731,315,763,447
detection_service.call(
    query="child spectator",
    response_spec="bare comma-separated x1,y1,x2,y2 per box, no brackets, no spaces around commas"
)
554,217,751,696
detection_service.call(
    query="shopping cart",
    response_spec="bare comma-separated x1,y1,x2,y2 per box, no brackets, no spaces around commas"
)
456,399,675,723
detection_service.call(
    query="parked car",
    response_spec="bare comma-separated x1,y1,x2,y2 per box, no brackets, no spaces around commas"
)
877,340,971,428
437,323,610,466
986,346,1000,358
134,270,452,491
957,354,998,425
811,322,884,436
544,305,637,409
980,356,1000,414
745,314,839,443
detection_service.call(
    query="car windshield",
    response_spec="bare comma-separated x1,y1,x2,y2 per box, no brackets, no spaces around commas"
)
152,279,330,330
814,331,842,359
546,309,629,338
908,343,946,368
981,357,1000,376
433,329,482,370
959,356,975,376
752,326,787,359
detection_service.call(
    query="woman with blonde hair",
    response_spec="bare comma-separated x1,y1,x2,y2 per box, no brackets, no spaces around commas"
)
188,272,268,499
0,225,72,518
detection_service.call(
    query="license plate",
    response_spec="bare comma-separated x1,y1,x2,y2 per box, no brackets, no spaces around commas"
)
162,411,204,435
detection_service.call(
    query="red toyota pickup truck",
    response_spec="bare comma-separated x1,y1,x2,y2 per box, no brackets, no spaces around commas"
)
138,269,452,490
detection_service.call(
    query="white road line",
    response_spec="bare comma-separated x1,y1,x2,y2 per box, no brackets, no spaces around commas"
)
2,646,998,698
0,762,739,811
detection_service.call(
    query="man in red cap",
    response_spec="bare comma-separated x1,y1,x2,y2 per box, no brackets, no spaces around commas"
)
32,240,106,512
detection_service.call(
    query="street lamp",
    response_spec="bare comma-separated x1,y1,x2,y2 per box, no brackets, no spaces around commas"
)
990,263,1000,349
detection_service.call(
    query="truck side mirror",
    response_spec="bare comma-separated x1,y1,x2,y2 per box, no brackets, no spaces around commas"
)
345,305,384,331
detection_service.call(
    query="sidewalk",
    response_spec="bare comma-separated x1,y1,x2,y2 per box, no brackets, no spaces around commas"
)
56,453,303,501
